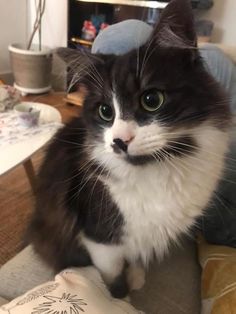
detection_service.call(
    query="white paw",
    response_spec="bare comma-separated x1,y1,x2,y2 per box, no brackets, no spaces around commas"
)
127,265,146,291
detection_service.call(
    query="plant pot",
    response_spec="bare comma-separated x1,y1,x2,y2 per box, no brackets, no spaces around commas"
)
8,44,52,95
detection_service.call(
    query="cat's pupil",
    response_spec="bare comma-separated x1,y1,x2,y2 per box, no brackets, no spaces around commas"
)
99,104,113,122
145,94,156,107
141,89,164,112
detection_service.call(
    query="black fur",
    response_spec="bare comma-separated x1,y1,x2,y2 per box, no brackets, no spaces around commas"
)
28,118,124,272
109,264,129,299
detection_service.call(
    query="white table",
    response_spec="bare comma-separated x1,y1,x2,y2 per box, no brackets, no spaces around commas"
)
0,102,62,192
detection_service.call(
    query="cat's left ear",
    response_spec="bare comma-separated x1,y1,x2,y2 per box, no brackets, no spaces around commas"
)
153,0,197,49
57,47,105,90
57,47,104,67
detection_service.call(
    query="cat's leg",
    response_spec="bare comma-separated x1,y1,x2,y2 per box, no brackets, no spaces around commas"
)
127,263,146,291
82,237,128,298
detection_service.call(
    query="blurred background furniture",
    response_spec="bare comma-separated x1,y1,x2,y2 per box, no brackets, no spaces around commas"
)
0,92,81,268
0,100,61,192
68,0,214,51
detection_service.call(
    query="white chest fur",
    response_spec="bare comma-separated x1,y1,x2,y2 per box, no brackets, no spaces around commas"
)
106,136,227,265
91,125,229,265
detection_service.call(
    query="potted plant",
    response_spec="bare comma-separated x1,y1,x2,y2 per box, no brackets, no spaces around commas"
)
8,0,52,95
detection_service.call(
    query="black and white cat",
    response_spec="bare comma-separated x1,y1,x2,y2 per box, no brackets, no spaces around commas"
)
28,0,231,298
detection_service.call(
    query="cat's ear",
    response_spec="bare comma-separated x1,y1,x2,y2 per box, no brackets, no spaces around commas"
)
57,47,104,91
57,47,79,64
57,47,103,67
153,0,197,49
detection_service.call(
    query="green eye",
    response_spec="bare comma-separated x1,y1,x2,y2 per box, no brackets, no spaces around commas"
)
98,104,114,122
141,89,164,112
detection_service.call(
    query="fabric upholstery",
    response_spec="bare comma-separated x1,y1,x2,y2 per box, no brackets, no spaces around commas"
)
0,267,141,314
131,238,201,314
0,298,8,307
0,246,54,300
0,239,201,314
198,235,236,314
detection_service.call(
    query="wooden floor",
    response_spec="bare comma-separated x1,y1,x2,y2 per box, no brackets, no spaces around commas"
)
0,151,44,266
0,93,81,266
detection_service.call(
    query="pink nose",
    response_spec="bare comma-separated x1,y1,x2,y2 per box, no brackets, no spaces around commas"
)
113,136,135,153
114,134,134,144
112,119,135,144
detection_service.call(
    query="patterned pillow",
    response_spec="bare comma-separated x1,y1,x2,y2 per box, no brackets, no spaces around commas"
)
0,267,143,314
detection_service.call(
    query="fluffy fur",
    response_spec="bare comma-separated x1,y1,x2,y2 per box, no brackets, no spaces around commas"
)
28,0,231,298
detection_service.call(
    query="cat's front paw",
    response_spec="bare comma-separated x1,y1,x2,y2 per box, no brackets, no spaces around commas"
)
109,271,129,299
127,265,146,291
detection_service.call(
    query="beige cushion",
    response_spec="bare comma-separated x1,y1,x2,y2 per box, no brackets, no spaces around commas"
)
131,238,201,314
0,298,8,307
0,238,200,313
0,246,54,300
0,267,141,314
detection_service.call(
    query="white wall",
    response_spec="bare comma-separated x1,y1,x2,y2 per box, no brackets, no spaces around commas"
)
28,0,68,90
197,0,236,44
0,0,28,74
29,0,68,48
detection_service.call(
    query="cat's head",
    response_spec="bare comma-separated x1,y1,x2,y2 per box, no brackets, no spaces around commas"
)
59,0,230,168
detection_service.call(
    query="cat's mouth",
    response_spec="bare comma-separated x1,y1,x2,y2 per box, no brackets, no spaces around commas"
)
111,142,155,165
111,140,155,165
126,154,157,165
112,135,197,166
